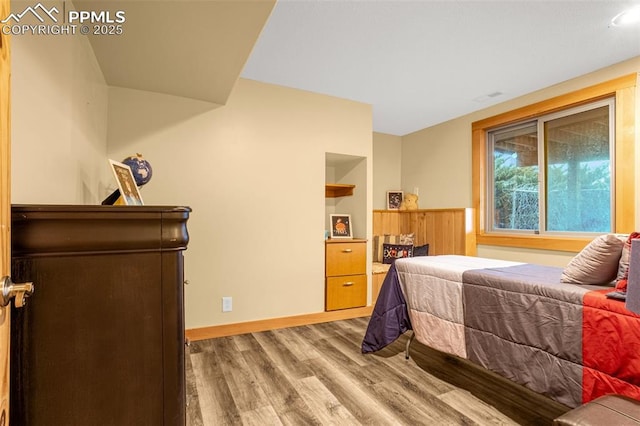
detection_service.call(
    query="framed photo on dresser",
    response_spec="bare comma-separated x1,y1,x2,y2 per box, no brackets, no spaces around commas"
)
109,159,144,206
330,214,352,239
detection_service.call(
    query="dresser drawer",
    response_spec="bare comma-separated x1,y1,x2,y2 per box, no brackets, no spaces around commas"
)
326,274,367,311
325,242,366,276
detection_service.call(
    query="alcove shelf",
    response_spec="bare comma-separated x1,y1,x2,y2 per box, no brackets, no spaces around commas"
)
325,183,355,198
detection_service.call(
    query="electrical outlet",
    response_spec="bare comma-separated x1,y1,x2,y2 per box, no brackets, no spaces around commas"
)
222,296,232,312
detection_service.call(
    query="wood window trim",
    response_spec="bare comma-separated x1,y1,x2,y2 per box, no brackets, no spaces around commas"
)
472,73,637,253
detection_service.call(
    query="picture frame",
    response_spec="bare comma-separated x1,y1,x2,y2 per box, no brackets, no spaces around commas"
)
329,214,352,239
386,191,403,210
109,159,144,206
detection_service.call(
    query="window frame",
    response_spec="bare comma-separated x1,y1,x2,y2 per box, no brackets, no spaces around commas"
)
487,120,540,235
472,74,636,252
486,97,616,236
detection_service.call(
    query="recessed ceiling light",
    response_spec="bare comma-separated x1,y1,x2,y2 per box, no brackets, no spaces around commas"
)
611,5,640,27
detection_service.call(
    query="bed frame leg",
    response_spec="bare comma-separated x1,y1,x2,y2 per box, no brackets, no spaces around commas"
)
405,331,415,360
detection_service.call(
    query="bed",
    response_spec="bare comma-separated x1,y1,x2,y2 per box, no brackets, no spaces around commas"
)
362,255,640,409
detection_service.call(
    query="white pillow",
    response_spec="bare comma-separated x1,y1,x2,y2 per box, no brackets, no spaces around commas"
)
561,234,624,285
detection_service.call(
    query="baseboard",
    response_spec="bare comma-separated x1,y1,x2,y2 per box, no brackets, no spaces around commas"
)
185,305,373,341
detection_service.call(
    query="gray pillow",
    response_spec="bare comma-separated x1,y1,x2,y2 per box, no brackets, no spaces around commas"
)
561,234,624,285
616,232,639,282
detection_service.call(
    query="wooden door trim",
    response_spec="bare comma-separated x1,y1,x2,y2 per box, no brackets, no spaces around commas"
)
0,0,11,422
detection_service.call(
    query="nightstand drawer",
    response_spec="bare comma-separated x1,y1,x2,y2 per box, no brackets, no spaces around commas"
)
326,274,367,311
325,242,366,276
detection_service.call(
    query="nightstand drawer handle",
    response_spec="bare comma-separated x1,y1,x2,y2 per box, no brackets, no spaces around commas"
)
343,282,355,287
342,249,353,253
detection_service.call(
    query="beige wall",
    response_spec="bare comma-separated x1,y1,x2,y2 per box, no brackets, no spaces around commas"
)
402,120,471,209
401,56,640,266
11,31,110,204
107,79,372,329
372,132,402,210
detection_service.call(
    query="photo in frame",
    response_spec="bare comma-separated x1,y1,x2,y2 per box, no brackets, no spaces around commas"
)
386,191,403,210
330,214,352,239
109,159,144,206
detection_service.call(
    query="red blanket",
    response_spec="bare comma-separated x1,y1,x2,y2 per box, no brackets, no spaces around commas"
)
583,289,640,403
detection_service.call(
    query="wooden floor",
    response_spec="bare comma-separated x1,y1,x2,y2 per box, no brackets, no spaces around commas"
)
186,317,569,425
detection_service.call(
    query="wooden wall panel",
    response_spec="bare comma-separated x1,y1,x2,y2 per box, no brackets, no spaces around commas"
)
373,210,400,236
453,210,466,255
373,209,476,257
413,212,429,246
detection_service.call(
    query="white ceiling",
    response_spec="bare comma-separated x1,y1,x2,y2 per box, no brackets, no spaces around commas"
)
241,0,640,136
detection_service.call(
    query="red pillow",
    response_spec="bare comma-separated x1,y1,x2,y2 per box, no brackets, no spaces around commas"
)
616,278,628,292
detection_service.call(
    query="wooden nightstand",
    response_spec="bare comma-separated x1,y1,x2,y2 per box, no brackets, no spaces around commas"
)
325,239,367,311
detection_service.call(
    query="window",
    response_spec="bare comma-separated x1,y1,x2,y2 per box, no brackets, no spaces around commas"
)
488,99,614,235
472,74,636,252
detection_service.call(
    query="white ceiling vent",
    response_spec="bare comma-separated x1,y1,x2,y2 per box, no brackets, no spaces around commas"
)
473,91,504,103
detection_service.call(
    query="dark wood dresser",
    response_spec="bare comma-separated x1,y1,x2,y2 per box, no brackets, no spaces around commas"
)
9,205,190,425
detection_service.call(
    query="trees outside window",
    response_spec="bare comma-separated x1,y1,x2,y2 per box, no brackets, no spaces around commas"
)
488,100,613,235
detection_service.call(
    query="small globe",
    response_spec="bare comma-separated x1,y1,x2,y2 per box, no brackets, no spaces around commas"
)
122,154,153,187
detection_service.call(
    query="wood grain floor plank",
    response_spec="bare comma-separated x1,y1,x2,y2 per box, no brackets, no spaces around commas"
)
235,329,265,353
271,326,320,361
315,330,478,424
349,316,370,328
187,339,207,354
327,333,379,368
239,405,283,426
331,317,370,340
252,330,314,379
210,336,271,413
241,340,321,425
369,336,458,396
190,345,242,425
308,321,346,340
322,329,373,367
294,323,334,343
320,331,453,399
293,376,360,425
185,346,204,426
303,355,401,425
372,357,466,419
439,389,520,426
311,336,386,386
370,378,475,425
232,332,260,352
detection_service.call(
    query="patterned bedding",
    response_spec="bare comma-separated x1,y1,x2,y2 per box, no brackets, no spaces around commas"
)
362,255,640,408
